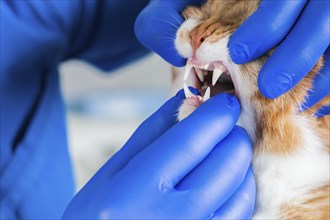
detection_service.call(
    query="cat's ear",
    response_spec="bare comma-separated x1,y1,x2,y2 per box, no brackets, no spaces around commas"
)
183,6,204,21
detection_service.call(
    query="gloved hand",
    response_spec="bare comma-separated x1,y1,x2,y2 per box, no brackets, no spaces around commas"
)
63,90,256,219
134,0,202,67
229,0,330,104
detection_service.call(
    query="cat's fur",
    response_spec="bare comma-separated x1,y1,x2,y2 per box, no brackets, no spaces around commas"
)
172,0,330,219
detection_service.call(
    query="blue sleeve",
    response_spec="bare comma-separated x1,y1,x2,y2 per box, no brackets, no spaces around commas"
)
1,0,149,73
1,1,149,218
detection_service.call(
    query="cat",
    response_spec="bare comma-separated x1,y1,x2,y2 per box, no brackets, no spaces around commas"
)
172,0,330,219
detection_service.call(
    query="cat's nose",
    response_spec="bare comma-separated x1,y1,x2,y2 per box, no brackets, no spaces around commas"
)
190,29,209,53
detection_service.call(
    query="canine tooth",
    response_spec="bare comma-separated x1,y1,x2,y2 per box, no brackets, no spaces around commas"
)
203,87,211,102
183,83,194,98
195,68,204,82
184,65,192,81
212,68,223,86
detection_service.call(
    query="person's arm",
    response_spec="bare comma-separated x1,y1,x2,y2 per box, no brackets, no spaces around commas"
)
0,0,149,179
1,0,149,75
63,91,255,219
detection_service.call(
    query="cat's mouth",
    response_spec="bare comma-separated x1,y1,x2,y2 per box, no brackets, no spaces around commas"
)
183,57,235,102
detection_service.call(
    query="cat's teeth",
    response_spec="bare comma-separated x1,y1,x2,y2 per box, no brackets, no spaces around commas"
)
184,58,193,81
184,64,192,81
183,83,195,98
203,87,211,102
212,68,223,86
204,64,209,70
195,68,204,82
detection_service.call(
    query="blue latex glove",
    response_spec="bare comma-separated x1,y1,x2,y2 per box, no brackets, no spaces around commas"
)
135,0,202,67
229,0,330,102
63,90,255,219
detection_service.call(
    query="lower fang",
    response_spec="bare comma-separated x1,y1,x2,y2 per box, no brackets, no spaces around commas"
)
183,83,195,98
203,87,211,102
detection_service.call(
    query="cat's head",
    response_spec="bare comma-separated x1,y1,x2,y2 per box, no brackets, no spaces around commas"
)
175,0,323,147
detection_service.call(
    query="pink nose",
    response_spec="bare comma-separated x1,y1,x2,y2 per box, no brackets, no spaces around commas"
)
190,29,209,53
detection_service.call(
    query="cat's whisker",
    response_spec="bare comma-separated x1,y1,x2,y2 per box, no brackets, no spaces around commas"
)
156,18,180,30
298,102,326,116
163,46,178,51
167,12,183,26
155,39,175,44
179,8,187,20
156,36,176,39
155,36,176,41
316,71,329,81
223,23,232,32
290,88,326,116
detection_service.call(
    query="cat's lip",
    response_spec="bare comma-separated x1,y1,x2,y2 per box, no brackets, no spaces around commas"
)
183,57,235,101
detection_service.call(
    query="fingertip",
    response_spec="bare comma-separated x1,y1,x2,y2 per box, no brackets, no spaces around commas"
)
176,93,241,146
228,42,251,64
167,56,187,67
134,3,187,67
258,69,293,99
206,93,241,117
134,6,150,47
188,86,200,95
175,89,185,98
183,94,240,138
229,0,307,66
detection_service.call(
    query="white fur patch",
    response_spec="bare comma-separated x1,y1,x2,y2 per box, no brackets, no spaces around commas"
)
175,19,200,58
177,99,199,121
252,117,330,219
195,36,231,65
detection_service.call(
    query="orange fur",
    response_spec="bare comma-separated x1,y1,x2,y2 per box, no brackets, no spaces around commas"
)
281,184,330,220
175,0,330,218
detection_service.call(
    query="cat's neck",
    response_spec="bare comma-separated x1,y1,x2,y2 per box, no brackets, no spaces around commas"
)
255,107,304,155
239,98,322,155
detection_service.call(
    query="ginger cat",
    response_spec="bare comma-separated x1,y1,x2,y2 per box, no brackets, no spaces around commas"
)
172,0,330,219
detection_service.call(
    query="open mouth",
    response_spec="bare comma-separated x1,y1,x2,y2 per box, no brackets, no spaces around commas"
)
183,57,235,103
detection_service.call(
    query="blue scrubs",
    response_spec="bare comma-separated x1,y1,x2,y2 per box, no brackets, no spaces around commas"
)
0,1,149,218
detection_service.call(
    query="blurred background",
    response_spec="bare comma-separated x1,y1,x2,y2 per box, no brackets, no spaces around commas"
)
59,54,172,190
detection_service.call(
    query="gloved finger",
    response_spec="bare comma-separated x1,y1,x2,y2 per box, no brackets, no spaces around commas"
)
211,167,256,220
301,47,330,111
258,0,330,99
229,0,307,64
128,93,240,186
89,89,190,183
314,104,330,118
135,0,202,67
175,127,252,217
